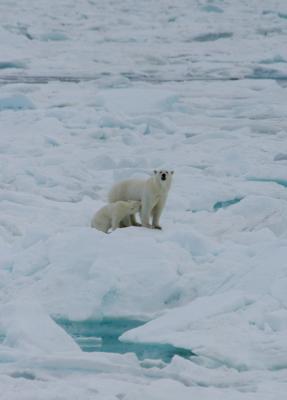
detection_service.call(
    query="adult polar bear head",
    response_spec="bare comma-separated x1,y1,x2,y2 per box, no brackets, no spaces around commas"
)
108,170,174,230
153,170,174,191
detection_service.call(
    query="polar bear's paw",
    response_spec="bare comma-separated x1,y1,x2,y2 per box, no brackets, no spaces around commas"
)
143,223,154,229
153,225,162,230
133,222,142,227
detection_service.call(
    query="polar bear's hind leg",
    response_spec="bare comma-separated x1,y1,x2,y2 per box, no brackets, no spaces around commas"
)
130,214,141,226
141,200,155,229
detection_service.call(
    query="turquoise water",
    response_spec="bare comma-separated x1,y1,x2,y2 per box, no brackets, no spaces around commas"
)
56,318,194,363
213,197,243,211
247,177,287,188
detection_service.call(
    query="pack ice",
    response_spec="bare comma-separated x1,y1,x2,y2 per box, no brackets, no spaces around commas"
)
0,0,287,399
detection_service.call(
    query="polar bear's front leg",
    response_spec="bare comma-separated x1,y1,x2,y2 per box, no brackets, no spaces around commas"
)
152,197,166,230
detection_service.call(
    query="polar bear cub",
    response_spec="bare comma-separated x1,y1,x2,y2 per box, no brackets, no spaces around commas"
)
108,170,174,229
91,200,141,233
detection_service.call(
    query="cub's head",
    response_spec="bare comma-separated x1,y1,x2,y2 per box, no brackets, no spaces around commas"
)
127,200,141,213
153,170,174,188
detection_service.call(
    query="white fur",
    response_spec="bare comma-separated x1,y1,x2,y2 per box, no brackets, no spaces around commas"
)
108,170,173,229
91,200,141,233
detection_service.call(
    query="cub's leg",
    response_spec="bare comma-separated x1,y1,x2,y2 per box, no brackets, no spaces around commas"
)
91,214,110,233
94,221,110,233
111,214,123,231
120,216,131,227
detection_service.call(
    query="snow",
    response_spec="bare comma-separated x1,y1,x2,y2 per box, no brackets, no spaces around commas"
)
0,0,287,399
0,300,80,353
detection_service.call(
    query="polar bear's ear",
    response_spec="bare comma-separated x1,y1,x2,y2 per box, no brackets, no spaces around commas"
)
153,170,158,175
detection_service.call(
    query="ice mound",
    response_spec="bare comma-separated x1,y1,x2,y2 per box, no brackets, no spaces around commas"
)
0,300,79,353
16,228,192,320
274,153,287,161
201,5,223,13
193,32,233,42
40,32,68,42
0,61,26,70
161,227,218,257
0,95,34,111
96,88,179,115
121,290,287,371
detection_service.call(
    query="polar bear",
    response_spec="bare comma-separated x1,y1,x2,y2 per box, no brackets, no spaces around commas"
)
108,170,174,229
91,200,141,233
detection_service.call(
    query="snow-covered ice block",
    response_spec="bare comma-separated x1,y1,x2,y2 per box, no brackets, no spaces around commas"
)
0,300,80,353
266,309,287,332
0,61,26,69
121,291,255,346
161,227,218,257
96,88,179,115
274,153,287,161
0,95,34,111
121,291,287,370
21,227,192,320
40,32,68,41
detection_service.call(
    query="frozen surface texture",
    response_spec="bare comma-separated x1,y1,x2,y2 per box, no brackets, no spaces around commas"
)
0,0,287,399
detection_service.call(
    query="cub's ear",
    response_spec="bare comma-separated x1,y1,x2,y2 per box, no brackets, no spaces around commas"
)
153,170,158,174
171,170,174,175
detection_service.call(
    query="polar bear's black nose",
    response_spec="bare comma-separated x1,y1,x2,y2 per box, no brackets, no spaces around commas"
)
161,173,166,180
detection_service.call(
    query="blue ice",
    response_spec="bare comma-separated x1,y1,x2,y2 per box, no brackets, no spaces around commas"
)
213,197,243,211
